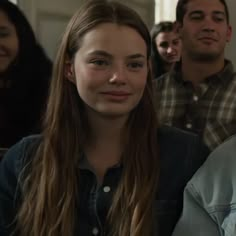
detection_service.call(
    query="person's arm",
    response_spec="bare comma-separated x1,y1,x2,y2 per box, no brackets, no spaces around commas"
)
172,184,221,236
0,140,25,235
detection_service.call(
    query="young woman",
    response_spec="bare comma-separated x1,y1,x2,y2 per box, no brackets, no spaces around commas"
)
151,21,181,79
0,1,52,153
0,1,208,235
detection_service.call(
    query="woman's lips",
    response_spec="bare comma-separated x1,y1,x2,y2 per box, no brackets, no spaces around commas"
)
100,91,131,101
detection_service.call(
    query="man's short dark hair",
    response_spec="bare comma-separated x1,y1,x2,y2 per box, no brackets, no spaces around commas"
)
176,0,230,24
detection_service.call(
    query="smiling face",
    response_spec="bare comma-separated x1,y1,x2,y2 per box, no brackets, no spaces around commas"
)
0,10,19,73
179,0,232,61
155,31,181,64
67,23,148,119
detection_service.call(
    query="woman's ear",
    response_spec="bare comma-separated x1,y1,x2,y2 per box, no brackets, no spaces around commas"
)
64,60,75,84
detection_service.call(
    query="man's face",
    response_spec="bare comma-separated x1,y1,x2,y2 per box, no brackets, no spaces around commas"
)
178,0,232,62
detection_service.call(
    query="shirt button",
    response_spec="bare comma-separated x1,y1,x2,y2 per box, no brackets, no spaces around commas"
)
103,186,111,193
186,123,192,129
92,227,99,235
193,95,198,102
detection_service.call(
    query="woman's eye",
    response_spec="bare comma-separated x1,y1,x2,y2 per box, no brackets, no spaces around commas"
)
90,59,109,66
160,42,169,48
128,62,144,69
173,40,179,46
0,31,10,38
214,17,224,22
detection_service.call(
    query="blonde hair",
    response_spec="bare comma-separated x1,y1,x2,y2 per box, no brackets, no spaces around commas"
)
16,1,159,235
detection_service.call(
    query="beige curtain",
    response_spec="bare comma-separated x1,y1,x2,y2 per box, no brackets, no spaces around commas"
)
155,0,178,23
9,0,18,4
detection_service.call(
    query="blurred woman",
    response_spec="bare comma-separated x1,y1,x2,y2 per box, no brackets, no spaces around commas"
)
0,1,52,152
151,21,181,79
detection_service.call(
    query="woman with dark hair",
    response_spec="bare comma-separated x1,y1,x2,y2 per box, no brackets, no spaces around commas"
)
151,21,181,79
0,1,52,153
0,1,208,235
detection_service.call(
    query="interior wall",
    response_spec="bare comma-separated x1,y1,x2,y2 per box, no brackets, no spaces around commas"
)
117,0,155,30
18,0,155,59
18,0,86,59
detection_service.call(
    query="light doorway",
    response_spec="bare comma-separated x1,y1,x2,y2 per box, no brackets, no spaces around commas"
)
155,0,178,23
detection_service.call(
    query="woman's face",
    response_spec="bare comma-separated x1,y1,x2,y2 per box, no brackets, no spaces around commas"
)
155,31,181,64
0,10,19,73
67,23,148,119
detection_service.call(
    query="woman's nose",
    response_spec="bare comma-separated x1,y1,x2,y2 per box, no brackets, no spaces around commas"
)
109,65,127,84
167,46,174,54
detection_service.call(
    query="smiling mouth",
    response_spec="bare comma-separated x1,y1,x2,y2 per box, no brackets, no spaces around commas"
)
199,37,217,42
101,91,131,101
101,91,131,95
167,55,178,60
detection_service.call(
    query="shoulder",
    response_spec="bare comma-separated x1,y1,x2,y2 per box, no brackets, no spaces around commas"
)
158,126,209,188
153,73,169,89
153,67,181,93
222,60,236,82
184,135,236,233
0,135,41,234
188,134,236,195
158,125,199,141
0,135,42,178
158,126,209,160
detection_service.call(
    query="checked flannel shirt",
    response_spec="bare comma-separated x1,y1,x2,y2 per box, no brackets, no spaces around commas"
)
154,60,236,150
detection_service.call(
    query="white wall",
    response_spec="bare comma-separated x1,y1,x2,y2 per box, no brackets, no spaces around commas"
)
155,0,178,22
9,0,17,4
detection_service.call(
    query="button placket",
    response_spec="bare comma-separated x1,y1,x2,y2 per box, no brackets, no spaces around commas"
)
186,123,192,129
193,94,198,102
103,186,111,193
92,227,99,235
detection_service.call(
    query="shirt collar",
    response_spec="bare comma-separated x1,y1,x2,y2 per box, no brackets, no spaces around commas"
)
172,59,235,86
79,153,122,171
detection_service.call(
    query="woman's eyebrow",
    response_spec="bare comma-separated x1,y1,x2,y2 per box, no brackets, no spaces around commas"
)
126,54,145,59
87,51,146,59
87,50,112,59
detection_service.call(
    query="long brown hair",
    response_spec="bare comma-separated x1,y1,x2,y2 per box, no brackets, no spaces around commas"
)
16,1,159,235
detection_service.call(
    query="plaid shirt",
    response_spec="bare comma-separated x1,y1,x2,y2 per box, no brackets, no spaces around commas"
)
154,60,236,150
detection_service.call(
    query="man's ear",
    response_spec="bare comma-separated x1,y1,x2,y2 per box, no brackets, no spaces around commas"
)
64,60,75,84
226,25,232,43
174,21,183,37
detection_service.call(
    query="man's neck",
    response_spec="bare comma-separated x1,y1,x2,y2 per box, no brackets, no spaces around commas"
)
181,56,225,87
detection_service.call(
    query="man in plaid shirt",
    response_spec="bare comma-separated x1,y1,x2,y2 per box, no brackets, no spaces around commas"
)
154,0,236,151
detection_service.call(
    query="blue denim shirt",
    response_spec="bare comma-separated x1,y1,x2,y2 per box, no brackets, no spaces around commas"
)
173,135,236,236
0,126,209,236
